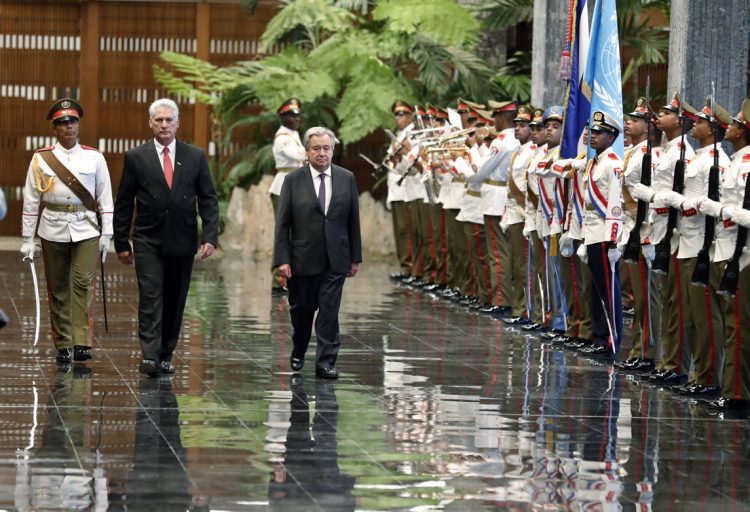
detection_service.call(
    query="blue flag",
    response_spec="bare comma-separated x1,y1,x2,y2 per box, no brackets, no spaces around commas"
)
561,0,590,159
582,0,624,159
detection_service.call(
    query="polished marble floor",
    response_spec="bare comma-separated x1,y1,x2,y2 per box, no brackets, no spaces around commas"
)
1,250,750,511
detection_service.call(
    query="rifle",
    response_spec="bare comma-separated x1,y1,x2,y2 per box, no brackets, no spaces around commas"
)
623,77,653,263
653,80,687,274
717,170,750,297
692,83,720,287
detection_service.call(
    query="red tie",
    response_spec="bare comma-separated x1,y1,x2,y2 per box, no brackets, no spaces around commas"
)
163,146,174,188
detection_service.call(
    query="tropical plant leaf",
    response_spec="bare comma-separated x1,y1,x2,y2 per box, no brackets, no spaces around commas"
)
250,47,338,108
259,0,355,52
474,0,534,29
372,0,479,48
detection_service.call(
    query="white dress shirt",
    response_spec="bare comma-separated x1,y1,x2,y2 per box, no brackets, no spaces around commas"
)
153,138,177,176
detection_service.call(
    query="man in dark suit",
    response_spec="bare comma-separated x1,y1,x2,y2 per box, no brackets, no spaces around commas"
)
113,98,219,377
274,126,362,379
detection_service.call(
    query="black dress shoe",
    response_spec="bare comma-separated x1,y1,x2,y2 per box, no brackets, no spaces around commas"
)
160,361,175,374
479,304,497,314
290,355,304,372
578,344,612,356
649,370,687,385
423,283,440,292
56,348,73,364
139,359,160,377
541,329,564,340
468,301,482,310
639,367,663,379
315,367,339,380
551,335,570,345
389,272,407,281
675,384,720,397
73,345,92,361
614,357,639,370
402,276,417,284
521,322,545,332
564,338,589,350
410,279,427,287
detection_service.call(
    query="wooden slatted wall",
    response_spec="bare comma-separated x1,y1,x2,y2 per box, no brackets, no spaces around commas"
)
0,0,279,236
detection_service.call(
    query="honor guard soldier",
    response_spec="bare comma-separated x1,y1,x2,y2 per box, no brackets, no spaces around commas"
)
478,100,519,315
698,99,750,414
577,110,624,358
20,99,114,365
518,108,550,331
632,92,696,386
269,98,306,291
639,98,731,397
616,98,662,372
388,101,414,281
502,105,537,324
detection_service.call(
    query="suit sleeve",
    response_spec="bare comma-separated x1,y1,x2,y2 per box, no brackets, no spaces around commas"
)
348,173,362,264
113,152,136,253
195,150,220,247
273,175,293,268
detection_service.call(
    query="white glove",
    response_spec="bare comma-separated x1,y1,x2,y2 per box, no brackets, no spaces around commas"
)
499,215,509,233
522,226,531,239
659,191,685,209
570,158,587,172
559,233,574,257
576,242,588,264
696,196,723,218
99,236,111,263
608,247,622,265
642,244,655,266
20,236,36,261
632,183,655,202
731,208,750,229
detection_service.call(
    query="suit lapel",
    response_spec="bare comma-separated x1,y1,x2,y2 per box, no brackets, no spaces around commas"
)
329,166,346,214
170,140,185,195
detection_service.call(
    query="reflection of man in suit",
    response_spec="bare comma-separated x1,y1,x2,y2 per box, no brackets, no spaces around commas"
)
273,126,362,379
127,378,191,511
114,98,219,377
268,378,355,511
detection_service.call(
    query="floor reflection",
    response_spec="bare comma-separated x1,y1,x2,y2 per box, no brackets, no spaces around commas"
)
268,377,355,511
1,251,750,510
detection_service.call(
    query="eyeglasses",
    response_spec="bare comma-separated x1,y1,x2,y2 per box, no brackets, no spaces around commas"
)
394,111,410,117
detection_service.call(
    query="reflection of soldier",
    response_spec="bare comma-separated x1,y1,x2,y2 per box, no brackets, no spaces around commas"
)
269,377,355,511
15,367,108,511
127,378,191,511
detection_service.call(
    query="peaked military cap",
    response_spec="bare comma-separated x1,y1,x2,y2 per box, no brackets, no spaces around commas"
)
732,98,750,130
488,100,517,115
530,107,545,127
277,98,301,116
590,110,622,135
456,98,485,113
47,98,83,123
628,97,654,120
661,91,697,118
696,96,732,129
514,104,534,123
542,105,564,123
392,100,413,115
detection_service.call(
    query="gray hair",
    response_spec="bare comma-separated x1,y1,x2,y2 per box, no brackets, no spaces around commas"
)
303,126,337,150
149,98,179,120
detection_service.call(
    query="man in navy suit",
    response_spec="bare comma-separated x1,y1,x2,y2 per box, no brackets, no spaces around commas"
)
113,98,219,377
273,126,362,379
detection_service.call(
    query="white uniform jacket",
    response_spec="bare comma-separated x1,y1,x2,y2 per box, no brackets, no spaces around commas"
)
22,142,113,243
269,125,306,196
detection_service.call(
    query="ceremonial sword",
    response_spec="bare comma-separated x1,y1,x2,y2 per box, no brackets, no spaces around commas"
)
23,257,40,347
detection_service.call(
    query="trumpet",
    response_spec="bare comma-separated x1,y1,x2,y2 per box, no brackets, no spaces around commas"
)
438,125,490,144
426,145,470,153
